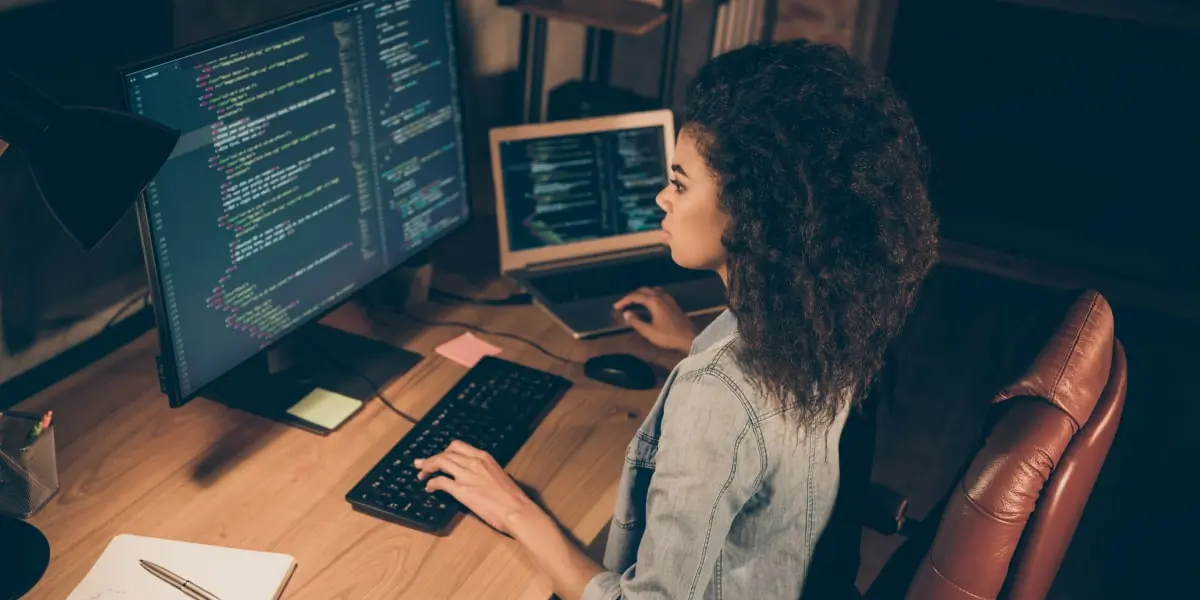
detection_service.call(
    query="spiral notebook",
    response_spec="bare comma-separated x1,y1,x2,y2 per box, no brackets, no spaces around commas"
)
67,534,296,600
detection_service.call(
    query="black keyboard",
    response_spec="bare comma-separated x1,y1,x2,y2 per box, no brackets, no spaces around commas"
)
346,356,572,533
528,254,714,304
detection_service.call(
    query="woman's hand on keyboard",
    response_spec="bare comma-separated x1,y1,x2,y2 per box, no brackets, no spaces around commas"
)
415,440,541,536
614,286,698,353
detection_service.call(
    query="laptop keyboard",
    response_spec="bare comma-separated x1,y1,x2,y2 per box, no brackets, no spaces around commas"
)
528,255,714,304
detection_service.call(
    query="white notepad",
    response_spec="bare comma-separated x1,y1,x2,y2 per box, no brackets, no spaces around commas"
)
67,534,296,600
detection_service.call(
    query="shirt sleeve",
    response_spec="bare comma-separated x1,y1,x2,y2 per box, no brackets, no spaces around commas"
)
582,371,766,600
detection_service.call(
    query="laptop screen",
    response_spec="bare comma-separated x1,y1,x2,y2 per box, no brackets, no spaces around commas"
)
497,125,668,252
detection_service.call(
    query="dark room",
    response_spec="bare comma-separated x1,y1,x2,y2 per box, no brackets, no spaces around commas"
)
1,0,1193,598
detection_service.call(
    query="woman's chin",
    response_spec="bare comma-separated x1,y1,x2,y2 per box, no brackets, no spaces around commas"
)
666,249,725,274
665,248,699,270
663,244,680,263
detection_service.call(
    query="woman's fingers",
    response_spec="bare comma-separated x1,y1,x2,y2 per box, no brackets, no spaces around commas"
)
423,474,463,496
446,439,486,458
416,440,499,481
414,452,472,480
613,289,655,310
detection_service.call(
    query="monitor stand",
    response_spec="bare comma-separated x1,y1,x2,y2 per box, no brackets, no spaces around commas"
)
201,324,422,435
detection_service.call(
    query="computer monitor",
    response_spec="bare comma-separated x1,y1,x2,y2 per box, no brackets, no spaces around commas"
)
120,0,470,430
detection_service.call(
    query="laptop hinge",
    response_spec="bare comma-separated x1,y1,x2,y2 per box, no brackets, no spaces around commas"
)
523,245,665,274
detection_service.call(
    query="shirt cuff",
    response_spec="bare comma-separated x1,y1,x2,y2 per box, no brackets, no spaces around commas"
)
582,570,622,600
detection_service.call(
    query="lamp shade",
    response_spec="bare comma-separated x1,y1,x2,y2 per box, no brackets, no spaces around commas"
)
0,69,180,250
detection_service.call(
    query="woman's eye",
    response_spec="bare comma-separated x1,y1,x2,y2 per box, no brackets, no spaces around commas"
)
670,178,684,193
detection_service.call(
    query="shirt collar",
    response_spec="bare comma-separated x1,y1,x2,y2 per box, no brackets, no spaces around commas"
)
690,309,738,355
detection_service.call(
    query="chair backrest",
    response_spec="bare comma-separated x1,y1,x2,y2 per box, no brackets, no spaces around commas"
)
904,290,1126,600
1002,338,1126,599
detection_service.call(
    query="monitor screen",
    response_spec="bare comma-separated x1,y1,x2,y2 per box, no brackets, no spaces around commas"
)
123,0,469,400
498,125,667,252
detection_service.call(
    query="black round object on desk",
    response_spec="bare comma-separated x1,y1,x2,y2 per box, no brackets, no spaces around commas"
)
0,515,49,599
584,354,657,390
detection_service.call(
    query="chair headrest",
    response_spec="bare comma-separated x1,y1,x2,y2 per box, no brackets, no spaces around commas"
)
993,290,1114,430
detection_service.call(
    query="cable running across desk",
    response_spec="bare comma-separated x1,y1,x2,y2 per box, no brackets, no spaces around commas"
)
429,287,532,306
311,301,580,424
315,308,578,424
398,310,580,365
103,292,150,330
311,344,419,425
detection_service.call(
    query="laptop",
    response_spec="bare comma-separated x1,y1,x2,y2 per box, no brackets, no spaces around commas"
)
489,109,726,339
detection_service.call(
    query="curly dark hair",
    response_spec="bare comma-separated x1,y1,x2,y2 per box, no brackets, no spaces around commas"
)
684,40,938,427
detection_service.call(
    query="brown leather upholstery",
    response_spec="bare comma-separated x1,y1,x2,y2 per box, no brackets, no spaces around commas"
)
1003,340,1126,599
898,290,1127,600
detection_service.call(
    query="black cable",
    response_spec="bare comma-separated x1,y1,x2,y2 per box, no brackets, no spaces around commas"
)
346,368,420,425
310,344,419,425
398,310,581,365
428,287,532,306
103,293,149,330
315,308,580,424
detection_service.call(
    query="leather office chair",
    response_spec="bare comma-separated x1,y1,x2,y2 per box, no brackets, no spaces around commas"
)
861,289,1128,600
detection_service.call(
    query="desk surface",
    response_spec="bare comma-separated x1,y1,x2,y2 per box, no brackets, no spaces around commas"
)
18,278,679,599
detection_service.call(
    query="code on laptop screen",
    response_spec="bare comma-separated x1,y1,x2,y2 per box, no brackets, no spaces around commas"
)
499,125,667,251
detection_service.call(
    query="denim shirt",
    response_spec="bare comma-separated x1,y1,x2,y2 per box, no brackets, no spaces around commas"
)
583,311,850,600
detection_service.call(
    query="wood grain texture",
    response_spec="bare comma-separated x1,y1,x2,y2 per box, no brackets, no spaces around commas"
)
19,278,679,598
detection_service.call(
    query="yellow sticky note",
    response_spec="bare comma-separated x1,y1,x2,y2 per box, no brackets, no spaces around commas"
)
286,388,363,430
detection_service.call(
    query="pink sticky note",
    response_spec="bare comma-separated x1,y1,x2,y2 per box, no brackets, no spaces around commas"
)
435,332,502,368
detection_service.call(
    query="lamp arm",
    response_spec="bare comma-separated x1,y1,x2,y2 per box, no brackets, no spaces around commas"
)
0,137,8,158
0,69,62,150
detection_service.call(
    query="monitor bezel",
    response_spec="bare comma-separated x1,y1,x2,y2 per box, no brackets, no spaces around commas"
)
119,0,473,407
488,109,675,273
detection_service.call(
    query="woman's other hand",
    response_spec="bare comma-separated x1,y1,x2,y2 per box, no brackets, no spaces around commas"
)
415,440,541,536
613,287,697,353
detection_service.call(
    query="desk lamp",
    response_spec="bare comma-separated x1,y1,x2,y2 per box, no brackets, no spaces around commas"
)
0,68,180,598
0,68,180,249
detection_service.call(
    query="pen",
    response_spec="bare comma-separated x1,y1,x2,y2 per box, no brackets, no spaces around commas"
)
140,559,223,600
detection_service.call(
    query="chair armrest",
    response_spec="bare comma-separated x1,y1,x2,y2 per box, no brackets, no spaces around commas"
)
863,482,909,535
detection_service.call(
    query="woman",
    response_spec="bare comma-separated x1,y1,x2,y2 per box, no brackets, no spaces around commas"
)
414,40,938,599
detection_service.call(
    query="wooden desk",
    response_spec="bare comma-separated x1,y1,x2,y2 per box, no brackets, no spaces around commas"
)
17,283,677,599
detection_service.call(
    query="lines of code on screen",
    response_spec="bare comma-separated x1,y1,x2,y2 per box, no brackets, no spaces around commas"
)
125,0,468,398
499,126,667,252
